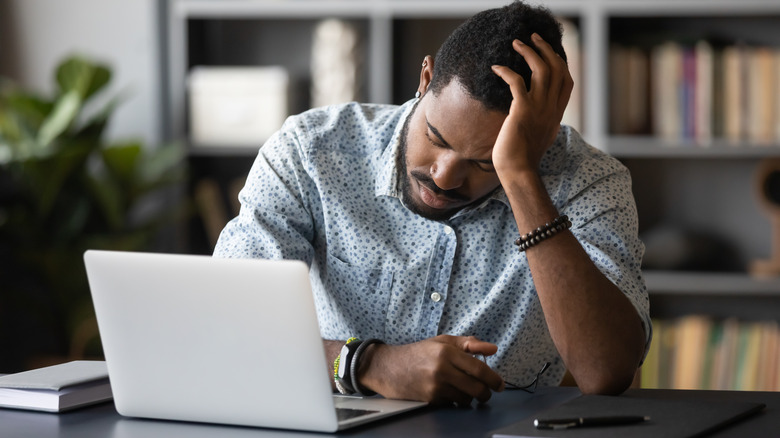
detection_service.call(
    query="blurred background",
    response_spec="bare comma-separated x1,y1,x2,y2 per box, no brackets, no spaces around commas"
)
1,0,779,391
0,0,176,372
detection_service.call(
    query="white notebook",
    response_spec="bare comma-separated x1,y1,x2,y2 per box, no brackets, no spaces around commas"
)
0,360,112,412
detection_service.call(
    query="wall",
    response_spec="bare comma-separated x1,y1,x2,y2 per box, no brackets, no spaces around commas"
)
0,0,162,145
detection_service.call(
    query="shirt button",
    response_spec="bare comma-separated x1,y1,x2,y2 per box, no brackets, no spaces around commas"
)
430,292,442,302
444,226,453,235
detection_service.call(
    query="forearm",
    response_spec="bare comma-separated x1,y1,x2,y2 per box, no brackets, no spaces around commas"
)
502,170,645,395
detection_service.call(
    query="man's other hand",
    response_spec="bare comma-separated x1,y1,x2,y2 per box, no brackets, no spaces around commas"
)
356,335,505,406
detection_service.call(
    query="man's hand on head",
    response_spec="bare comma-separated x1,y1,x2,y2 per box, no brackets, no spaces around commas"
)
355,335,505,407
490,33,574,176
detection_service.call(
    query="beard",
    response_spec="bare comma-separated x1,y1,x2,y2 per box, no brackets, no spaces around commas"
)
397,102,471,222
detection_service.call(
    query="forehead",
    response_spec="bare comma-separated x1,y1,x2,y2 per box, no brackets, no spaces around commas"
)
422,81,506,156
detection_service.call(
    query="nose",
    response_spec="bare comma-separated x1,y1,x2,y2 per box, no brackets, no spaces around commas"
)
430,153,466,191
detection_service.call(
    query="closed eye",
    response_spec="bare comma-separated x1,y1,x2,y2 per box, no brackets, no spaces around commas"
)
425,120,495,173
425,131,447,149
473,160,496,173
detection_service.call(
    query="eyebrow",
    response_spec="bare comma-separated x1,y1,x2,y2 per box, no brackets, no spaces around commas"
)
425,118,494,166
426,119,453,149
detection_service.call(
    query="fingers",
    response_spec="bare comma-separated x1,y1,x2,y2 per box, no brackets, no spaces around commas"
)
490,64,527,103
529,34,574,118
437,335,506,393
424,354,498,406
514,37,551,94
458,335,499,356
493,34,573,116
526,34,574,118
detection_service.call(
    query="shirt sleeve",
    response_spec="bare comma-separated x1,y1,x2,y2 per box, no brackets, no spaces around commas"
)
213,116,318,264
561,163,653,361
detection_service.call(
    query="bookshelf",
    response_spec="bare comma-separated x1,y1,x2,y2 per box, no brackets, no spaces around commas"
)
163,0,780,387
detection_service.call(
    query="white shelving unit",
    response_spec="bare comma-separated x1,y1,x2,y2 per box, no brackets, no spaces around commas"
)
164,0,780,305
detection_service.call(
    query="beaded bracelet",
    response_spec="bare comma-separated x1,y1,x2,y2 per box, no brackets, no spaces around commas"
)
334,337,360,394
514,215,572,252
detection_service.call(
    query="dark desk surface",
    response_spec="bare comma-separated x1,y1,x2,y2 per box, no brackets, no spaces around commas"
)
1,387,778,438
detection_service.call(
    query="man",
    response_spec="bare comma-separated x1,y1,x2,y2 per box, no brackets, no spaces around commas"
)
214,1,650,405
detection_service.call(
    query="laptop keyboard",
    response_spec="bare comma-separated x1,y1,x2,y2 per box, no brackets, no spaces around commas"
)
336,407,380,421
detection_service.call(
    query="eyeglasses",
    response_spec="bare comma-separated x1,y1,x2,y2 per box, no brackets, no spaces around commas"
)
476,356,551,393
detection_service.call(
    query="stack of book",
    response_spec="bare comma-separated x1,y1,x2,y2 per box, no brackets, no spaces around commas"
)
641,316,780,391
610,41,780,146
0,361,112,412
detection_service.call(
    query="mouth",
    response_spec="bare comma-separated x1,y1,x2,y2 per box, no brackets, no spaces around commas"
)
416,179,463,210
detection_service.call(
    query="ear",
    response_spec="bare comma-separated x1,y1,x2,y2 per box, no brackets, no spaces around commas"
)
417,55,434,97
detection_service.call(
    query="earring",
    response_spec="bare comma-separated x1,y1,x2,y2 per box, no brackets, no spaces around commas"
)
415,91,421,99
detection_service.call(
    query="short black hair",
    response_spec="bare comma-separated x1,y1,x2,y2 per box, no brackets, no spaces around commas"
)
428,1,567,113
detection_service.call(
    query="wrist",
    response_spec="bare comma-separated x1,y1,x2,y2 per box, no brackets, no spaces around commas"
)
498,167,545,202
498,168,563,234
494,157,537,179
354,342,386,395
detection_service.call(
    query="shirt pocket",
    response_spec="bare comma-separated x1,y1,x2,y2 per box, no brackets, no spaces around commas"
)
322,251,393,339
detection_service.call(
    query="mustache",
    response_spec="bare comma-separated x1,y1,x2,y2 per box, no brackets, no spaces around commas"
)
410,170,469,202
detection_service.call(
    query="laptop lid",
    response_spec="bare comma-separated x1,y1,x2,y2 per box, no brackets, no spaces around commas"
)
84,250,424,432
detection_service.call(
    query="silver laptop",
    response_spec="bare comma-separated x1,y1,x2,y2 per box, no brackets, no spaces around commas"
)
83,250,426,432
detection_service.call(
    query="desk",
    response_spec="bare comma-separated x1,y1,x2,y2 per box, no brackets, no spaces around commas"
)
1,387,778,438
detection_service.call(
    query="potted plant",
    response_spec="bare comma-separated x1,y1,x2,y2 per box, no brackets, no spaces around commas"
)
0,55,187,371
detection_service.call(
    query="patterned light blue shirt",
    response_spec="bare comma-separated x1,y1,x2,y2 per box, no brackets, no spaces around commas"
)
214,100,651,387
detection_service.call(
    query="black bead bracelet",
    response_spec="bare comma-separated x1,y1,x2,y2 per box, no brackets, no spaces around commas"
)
514,215,572,252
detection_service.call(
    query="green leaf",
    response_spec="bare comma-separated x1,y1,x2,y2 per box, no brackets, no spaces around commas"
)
5,92,54,129
83,171,124,230
138,142,186,185
74,96,120,141
102,142,142,184
0,110,25,145
56,56,111,102
21,142,91,218
37,90,81,147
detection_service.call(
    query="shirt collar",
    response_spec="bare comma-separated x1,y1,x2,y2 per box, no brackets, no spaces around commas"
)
375,100,415,199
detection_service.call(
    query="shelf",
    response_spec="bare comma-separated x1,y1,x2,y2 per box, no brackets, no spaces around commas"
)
644,270,780,296
166,0,780,307
646,270,780,320
173,1,584,19
607,137,780,159
599,0,780,16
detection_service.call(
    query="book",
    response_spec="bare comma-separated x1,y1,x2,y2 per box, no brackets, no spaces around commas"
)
651,41,683,142
700,320,722,390
657,318,677,389
609,45,650,135
640,318,662,389
644,316,780,391
722,44,748,144
0,360,112,412
755,321,777,392
747,47,777,145
694,40,714,146
671,315,711,390
715,318,741,390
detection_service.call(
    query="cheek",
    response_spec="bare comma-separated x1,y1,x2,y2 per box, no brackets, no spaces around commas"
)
405,136,435,171
469,172,502,197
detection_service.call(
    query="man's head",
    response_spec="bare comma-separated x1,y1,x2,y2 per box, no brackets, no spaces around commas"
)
399,1,567,221
429,1,567,113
